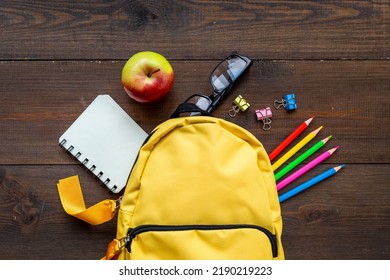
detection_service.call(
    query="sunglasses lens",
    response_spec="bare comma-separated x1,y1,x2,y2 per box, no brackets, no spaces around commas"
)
186,95,212,111
211,56,248,92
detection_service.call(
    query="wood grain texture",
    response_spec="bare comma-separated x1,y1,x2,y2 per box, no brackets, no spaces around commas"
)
0,60,389,164
0,1,389,60
280,163,390,260
0,164,388,259
0,165,117,260
0,0,389,260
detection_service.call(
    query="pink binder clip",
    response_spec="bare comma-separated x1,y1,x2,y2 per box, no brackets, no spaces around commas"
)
255,107,272,131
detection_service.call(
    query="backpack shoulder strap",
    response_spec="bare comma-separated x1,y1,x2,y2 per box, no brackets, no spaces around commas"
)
57,175,119,225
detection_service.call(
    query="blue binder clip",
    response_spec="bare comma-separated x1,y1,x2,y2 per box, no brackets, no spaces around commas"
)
274,93,297,111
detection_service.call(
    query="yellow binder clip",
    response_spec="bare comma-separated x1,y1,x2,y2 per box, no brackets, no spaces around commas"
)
228,95,250,117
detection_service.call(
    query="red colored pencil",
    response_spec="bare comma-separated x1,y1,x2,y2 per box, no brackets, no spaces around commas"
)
268,116,314,162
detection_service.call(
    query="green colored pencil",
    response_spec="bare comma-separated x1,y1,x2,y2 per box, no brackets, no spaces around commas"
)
274,135,332,181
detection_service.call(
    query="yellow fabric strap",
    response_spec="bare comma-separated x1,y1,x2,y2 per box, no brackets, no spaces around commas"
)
57,175,117,225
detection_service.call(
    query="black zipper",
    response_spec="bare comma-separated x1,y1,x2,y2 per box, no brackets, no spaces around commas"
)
125,224,278,258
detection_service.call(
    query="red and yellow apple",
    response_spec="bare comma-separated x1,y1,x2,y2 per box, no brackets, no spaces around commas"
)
121,51,174,103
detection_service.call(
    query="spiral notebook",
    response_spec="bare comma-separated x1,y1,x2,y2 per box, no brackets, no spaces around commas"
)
59,94,148,193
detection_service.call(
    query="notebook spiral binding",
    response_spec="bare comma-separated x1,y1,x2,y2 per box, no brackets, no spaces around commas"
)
59,138,118,192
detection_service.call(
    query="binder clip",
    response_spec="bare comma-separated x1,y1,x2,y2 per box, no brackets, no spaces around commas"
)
274,93,297,111
255,107,272,131
228,95,250,117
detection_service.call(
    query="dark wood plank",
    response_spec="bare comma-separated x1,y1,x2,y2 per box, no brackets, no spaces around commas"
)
0,0,389,262
0,165,117,260
0,60,389,164
280,163,390,260
0,1,389,60
0,163,388,259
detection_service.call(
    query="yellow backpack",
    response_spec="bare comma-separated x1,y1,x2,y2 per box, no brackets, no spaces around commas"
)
58,115,284,260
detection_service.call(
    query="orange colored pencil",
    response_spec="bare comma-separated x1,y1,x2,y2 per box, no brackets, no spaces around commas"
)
268,116,314,162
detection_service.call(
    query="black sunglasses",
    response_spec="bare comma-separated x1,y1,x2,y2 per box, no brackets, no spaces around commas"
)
185,51,253,114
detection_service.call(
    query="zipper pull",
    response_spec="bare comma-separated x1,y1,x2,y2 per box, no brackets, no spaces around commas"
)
125,228,137,252
102,237,126,260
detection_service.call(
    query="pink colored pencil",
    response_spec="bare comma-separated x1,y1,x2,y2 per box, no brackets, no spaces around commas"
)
276,146,339,191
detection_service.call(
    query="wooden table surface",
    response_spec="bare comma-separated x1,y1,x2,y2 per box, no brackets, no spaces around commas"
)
0,1,389,260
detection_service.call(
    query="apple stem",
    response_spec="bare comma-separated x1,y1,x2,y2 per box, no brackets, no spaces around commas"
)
148,68,160,77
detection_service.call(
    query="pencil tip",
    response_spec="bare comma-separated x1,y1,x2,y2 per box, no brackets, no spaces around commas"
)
312,126,323,135
306,116,315,125
329,146,340,154
322,135,332,144
335,164,345,172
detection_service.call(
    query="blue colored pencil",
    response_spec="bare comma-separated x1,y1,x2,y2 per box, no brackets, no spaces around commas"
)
279,164,345,203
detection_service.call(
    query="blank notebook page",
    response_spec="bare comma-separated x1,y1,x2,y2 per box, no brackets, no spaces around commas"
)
59,94,148,193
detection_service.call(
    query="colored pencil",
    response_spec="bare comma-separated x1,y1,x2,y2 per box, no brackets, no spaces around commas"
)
268,116,314,161
275,135,332,181
276,146,339,191
279,164,345,202
272,126,323,171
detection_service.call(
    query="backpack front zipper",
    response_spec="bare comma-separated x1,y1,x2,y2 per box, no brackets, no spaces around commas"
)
125,224,278,258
